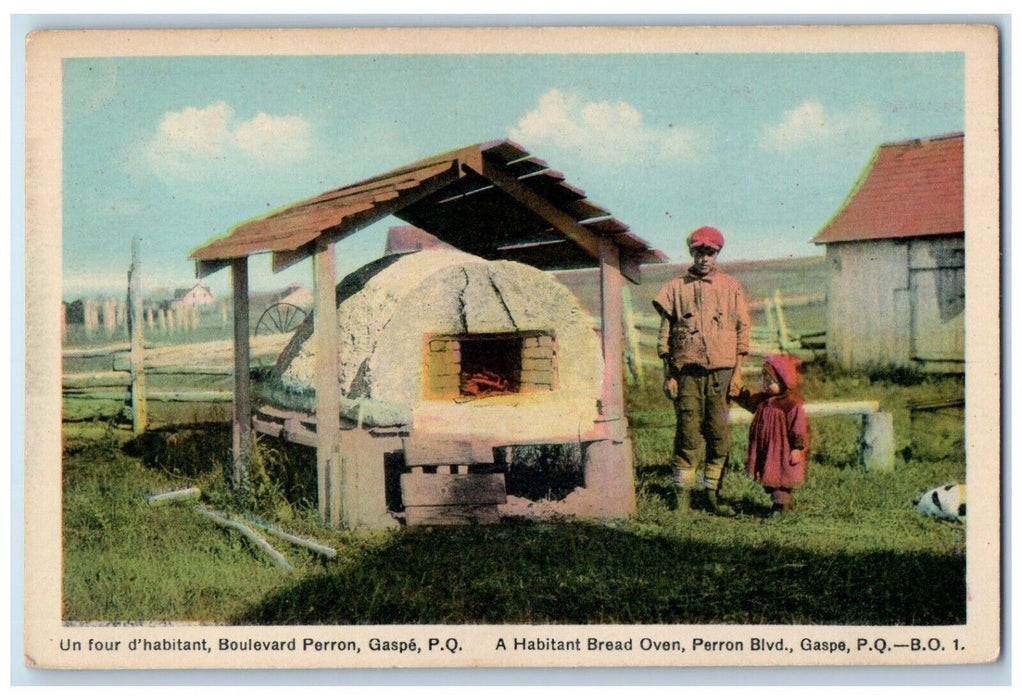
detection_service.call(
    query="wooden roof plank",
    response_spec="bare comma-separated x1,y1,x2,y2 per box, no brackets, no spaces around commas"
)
480,139,529,163
475,155,640,281
192,161,460,265
191,139,661,281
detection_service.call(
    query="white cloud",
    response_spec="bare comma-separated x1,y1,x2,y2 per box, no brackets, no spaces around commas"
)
510,89,699,163
144,101,312,178
761,99,881,152
234,112,312,161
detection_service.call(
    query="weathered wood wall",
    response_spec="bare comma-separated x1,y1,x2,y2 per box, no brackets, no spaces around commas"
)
824,235,964,371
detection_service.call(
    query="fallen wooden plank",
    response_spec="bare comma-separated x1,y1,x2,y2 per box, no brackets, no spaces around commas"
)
195,507,293,572
242,517,338,559
146,487,201,505
908,398,965,412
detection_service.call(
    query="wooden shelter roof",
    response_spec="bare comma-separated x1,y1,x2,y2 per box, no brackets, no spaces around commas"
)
812,132,964,245
190,139,666,283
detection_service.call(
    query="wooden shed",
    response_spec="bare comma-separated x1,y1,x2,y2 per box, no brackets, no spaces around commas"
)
190,139,665,529
812,133,964,373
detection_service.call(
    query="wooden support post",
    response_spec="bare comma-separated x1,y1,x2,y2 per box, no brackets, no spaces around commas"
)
860,411,895,472
590,238,636,517
621,284,644,386
313,240,342,526
582,439,637,517
231,258,252,492
341,429,401,529
598,238,625,438
128,236,147,434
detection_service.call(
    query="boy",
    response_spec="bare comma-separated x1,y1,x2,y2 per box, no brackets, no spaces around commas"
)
652,226,751,515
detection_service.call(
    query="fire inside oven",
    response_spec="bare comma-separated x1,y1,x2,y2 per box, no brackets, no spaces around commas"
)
426,331,556,399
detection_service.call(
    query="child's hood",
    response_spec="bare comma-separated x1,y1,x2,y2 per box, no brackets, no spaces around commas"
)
765,354,800,390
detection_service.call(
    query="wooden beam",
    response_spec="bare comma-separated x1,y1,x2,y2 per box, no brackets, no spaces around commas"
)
478,157,600,260
271,164,464,273
271,243,314,274
313,240,342,527
196,258,230,278
231,258,251,491
478,157,644,284
620,252,643,285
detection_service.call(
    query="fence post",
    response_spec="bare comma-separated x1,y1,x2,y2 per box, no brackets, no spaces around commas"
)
773,289,790,351
860,411,895,472
128,236,147,434
231,258,252,495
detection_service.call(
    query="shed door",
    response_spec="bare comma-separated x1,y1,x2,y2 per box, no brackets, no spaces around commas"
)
910,239,964,365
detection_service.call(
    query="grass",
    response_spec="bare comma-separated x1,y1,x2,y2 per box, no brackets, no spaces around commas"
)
61,360,966,625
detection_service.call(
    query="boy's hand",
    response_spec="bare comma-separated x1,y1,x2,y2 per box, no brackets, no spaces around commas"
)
663,377,679,401
789,449,805,465
728,371,743,398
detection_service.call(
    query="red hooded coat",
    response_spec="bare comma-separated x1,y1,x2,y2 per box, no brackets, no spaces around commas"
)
738,355,809,489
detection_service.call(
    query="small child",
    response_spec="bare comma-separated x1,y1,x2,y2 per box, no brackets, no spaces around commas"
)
734,354,809,517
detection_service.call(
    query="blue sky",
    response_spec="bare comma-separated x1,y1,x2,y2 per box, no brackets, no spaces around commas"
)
62,51,964,298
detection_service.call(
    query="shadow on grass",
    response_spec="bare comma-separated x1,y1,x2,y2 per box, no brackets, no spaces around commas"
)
234,520,965,626
123,423,230,479
635,462,775,518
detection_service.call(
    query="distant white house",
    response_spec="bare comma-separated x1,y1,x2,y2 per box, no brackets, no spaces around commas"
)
812,133,964,372
172,281,216,308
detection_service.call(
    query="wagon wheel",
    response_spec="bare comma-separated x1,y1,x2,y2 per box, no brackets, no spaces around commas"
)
255,302,307,335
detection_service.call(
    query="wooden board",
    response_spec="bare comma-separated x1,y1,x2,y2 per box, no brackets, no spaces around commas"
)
404,504,501,527
400,472,506,507
403,436,496,466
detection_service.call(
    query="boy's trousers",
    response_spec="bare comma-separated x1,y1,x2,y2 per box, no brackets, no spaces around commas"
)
671,366,733,489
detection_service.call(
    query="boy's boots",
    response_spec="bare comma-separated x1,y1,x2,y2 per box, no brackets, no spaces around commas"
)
672,457,696,511
702,460,735,517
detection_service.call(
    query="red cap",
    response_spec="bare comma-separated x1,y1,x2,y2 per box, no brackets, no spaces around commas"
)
687,226,725,251
765,354,801,390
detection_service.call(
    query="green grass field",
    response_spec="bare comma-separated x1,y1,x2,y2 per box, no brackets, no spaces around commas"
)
62,360,966,625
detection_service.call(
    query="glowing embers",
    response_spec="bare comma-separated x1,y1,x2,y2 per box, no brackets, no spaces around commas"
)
425,331,556,399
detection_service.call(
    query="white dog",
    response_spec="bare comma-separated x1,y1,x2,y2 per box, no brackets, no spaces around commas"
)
913,483,966,523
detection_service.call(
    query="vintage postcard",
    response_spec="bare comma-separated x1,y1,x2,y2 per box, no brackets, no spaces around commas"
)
23,24,1000,670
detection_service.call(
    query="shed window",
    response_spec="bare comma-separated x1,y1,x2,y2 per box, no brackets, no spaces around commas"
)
425,331,556,399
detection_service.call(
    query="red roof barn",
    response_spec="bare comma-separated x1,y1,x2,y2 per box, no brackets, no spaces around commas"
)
812,133,964,371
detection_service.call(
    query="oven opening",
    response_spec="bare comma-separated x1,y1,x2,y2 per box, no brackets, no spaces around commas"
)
459,334,522,396
425,331,556,399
